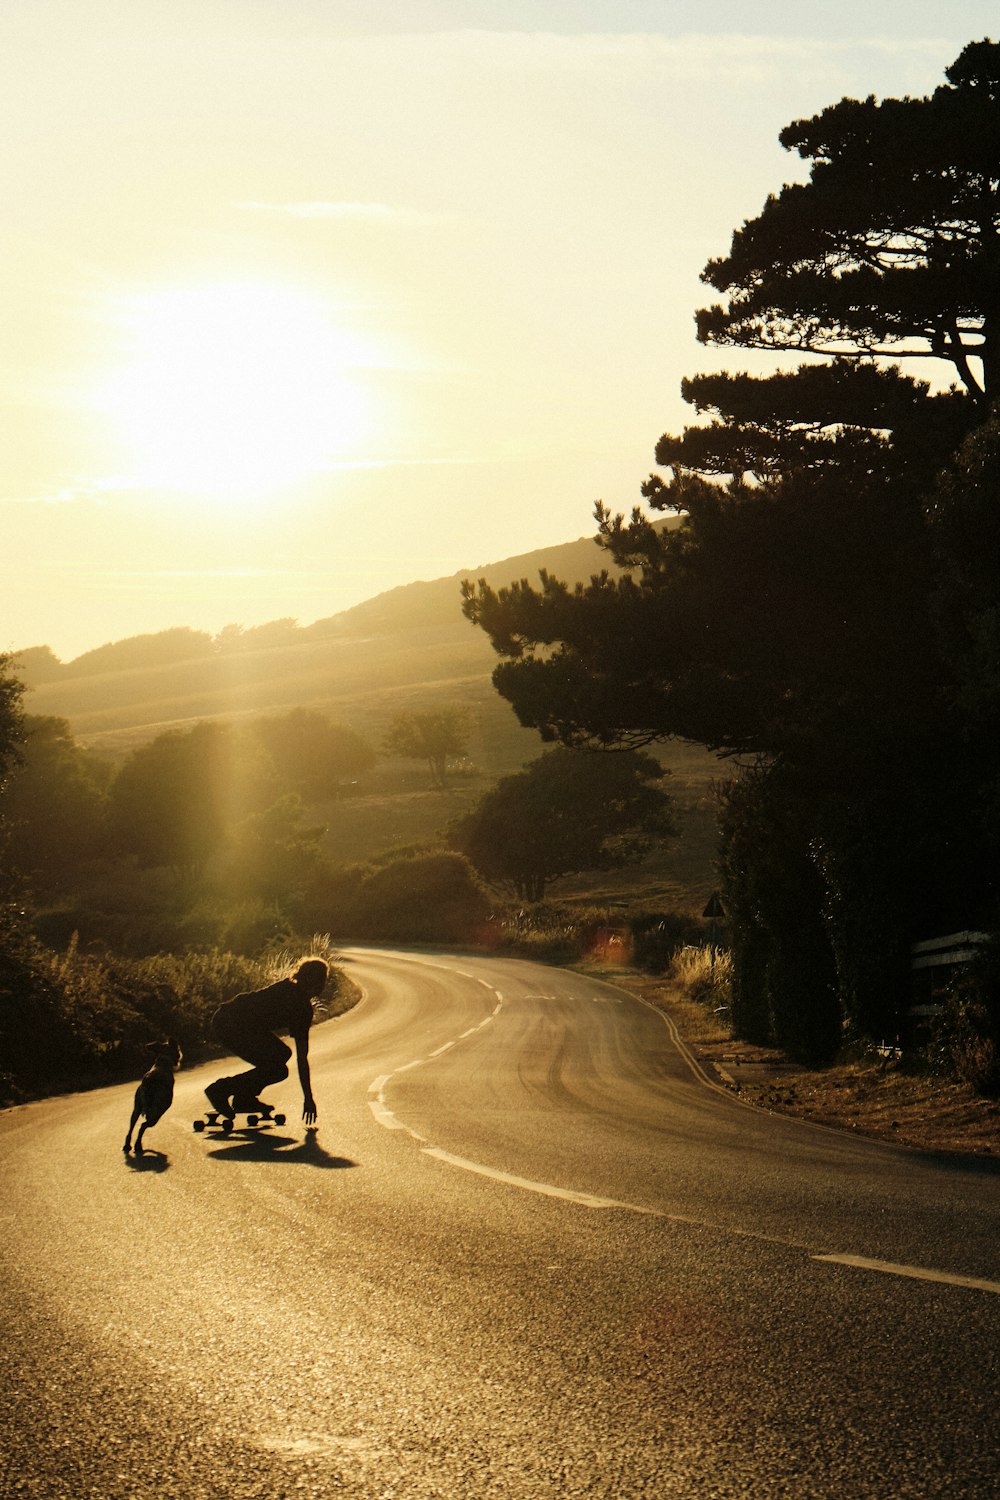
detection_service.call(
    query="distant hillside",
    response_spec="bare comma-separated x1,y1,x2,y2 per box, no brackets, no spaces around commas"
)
321,529,628,636
15,528,658,750
15,516,720,912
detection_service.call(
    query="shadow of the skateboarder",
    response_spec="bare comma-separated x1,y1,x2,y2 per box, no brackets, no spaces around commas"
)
207,1126,356,1169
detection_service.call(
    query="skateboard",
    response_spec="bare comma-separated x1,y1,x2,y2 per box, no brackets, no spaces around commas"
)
193,1102,287,1135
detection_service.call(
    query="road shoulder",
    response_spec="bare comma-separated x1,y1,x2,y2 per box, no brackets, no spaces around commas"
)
578,964,1000,1160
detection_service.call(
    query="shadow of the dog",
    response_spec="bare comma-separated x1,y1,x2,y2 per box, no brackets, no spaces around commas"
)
123,1148,170,1173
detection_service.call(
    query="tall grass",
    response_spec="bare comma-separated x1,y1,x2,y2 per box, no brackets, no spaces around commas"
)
670,944,733,1010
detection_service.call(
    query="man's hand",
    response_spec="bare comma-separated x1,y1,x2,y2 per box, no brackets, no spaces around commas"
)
302,1094,318,1126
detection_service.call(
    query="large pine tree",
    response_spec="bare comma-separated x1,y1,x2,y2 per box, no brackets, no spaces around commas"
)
464,40,1000,1055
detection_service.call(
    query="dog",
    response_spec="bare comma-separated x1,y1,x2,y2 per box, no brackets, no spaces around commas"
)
123,1038,183,1155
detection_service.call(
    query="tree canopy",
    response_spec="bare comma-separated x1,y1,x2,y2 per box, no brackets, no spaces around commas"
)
463,39,1000,1053
464,463,938,764
448,747,675,902
2,716,109,895
0,655,25,786
383,708,471,789
702,49,1000,387
107,722,276,875
655,38,1000,489
464,40,1000,765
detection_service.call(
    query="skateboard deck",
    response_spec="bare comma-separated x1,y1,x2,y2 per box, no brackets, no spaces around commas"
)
193,1103,287,1135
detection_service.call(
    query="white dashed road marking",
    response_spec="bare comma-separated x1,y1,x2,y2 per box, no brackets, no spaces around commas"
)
812,1253,1000,1296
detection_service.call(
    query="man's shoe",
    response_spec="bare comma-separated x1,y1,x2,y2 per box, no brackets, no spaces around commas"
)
231,1094,267,1114
204,1081,235,1118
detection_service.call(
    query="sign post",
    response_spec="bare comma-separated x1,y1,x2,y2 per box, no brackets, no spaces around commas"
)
702,891,725,977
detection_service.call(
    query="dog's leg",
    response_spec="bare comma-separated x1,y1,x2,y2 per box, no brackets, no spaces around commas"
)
134,1119,148,1155
124,1105,141,1155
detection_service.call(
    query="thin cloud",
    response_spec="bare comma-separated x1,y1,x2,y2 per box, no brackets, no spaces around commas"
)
236,200,435,225
0,477,136,506
441,29,953,82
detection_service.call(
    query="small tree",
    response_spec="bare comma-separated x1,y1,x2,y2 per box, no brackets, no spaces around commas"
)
383,708,470,790
448,747,675,902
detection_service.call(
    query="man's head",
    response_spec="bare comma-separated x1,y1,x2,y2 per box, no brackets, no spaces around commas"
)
293,957,329,998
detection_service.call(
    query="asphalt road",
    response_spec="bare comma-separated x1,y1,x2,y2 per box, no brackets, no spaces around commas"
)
2,946,998,1499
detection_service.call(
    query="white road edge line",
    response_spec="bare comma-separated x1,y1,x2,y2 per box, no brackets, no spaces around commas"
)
420,1148,661,1214
813,1252,1000,1296
367,983,503,1139
360,963,996,1290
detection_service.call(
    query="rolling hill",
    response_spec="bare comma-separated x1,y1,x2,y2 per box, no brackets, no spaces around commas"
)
16,522,722,911
18,530,626,751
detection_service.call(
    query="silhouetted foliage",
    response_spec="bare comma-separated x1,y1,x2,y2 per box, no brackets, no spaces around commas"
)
718,769,843,1064
448,747,676,902
925,413,1000,837
12,645,63,686
466,465,938,761
298,850,491,944
701,40,1000,399
932,935,1000,1094
463,39,1000,1060
654,40,1000,491
0,653,26,790
0,914,348,1106
2,716,109,896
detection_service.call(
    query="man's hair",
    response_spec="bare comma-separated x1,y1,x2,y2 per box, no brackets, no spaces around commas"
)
294,957,329,994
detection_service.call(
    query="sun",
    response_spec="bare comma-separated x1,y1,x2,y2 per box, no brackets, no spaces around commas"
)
96,281,377,503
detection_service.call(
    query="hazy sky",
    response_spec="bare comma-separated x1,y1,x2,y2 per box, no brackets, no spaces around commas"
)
3,1,995,660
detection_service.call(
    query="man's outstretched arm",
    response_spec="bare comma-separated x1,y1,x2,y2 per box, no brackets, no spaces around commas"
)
294,1034,317,1124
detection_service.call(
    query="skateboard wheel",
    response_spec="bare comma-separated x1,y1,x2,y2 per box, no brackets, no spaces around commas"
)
272,1113,286,1126
221,1117,234,1134
193,1119,205,1133
246,1114,259,1127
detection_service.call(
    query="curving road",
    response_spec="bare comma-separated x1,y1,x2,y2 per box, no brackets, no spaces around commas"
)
2,946,998,1499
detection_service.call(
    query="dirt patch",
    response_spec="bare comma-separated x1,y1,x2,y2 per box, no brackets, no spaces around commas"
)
593,967,1000,1160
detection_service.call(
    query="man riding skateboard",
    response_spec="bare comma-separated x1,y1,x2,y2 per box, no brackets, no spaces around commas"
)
205,957,328,1124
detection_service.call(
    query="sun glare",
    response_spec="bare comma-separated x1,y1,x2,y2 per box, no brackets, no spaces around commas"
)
96,282,377,503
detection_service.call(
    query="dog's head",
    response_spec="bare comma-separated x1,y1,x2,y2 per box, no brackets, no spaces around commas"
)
145,1037,182,1069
